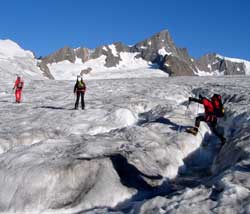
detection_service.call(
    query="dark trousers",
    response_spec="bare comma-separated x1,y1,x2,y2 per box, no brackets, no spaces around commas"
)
195,115,225,143
75,92,85,109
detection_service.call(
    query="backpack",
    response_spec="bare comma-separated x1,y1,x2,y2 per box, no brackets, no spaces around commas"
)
77,80,85,89
212,94,224,117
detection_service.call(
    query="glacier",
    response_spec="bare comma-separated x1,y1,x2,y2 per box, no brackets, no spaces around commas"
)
0,39,250,213
0,75,250,213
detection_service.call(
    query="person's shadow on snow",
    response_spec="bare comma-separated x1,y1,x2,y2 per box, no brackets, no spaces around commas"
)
138,116,192,132
33,105,75,110
153,117,192,131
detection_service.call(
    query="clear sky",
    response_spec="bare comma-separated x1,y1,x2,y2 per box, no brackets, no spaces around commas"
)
0,0,249,60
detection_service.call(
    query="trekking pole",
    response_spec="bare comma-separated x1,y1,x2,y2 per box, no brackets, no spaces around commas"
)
185,93,194,118
185,100,190,117
74,92,77,108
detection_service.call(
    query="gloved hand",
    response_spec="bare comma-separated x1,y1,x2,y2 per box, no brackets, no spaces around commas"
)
189,97,193,102
199,94,204,99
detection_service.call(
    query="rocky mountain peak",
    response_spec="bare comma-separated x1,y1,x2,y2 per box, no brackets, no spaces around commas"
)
42,46,76,64
36,29,249,79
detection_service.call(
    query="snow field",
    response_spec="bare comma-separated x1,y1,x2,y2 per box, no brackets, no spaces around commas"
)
0,76,223,213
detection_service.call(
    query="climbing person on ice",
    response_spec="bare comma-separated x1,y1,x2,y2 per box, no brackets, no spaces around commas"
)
74,75,86,110
186,94,226,146
13,76,24,103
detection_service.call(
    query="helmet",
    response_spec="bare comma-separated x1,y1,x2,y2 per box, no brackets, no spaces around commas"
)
76,75,81,81
212,94,221,101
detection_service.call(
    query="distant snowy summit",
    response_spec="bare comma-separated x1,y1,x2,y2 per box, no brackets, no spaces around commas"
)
39,30,250,79
0,30,250,80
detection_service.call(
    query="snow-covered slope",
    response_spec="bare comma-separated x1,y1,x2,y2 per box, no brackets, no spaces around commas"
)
0,39,46,88
195,53,250,76
40,30,250,79
47,52,167,80
0,75,250,213
0,39,33,58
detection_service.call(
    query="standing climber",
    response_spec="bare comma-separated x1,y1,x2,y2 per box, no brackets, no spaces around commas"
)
186,94,226,146
13,76,24,103
74,75,86,110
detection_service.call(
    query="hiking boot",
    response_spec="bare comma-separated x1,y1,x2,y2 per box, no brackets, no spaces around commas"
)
186,127,198,136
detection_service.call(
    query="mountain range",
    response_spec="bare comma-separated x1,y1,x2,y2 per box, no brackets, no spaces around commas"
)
0,29,249,81
1,30,250,213
38,29,250,79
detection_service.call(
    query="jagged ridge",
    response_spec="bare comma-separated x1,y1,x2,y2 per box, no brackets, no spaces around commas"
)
38,30,250,79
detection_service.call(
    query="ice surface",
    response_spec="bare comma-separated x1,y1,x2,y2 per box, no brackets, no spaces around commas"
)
1,75,250,213
0,40,250,213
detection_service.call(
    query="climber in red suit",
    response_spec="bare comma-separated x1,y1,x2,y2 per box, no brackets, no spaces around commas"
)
13,76,24,103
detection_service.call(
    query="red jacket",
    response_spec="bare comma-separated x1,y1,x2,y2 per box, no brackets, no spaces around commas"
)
190,97,217,122
201,98,217,122
14,79,24,90
202,98,214,115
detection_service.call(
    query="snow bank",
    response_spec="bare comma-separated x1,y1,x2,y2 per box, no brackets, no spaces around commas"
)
113,108,138,126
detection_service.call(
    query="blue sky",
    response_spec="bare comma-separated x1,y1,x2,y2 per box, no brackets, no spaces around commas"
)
0,0,249,59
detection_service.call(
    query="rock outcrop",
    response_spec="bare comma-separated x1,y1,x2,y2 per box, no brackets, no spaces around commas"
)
196,54,246,75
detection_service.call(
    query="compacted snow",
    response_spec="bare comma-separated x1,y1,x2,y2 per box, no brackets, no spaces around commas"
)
0,75,250,213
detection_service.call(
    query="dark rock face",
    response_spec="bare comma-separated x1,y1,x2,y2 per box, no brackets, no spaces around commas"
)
131,30,178,63
161,55,195,76
39,30,248,79
196,54,245,75
82,42,130,68
220,59,245,75
90,44,121,68
42,47,76,64
37,61,54,79
75,48,89,63
80,67,92,75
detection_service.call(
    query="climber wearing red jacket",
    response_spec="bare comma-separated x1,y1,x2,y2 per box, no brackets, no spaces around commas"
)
13,76,24,103
187,94,226,145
